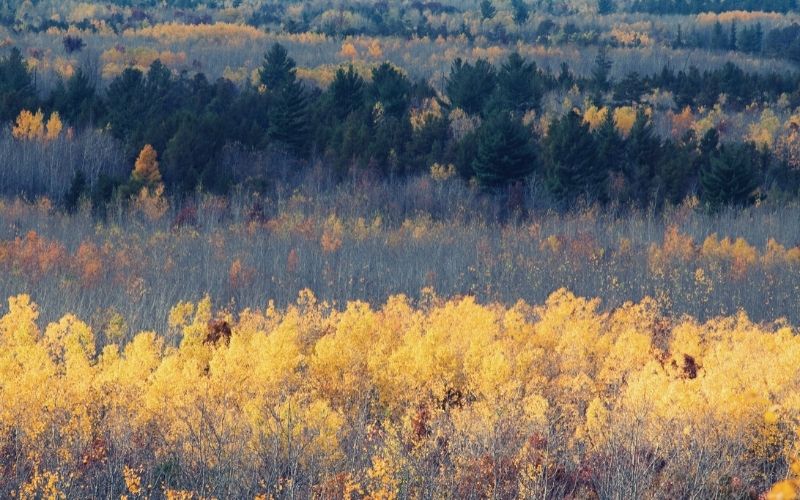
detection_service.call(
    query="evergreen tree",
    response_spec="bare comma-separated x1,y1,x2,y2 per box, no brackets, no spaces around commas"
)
558,62,574,88
613,72,646,105
259,43,297,90
480,0,496,20
511,0,529,26
0,47,37,122
598,0,615,14
545,110,606,201
370,63,412,119
445,58,497,116
595,110,624,175
624,109,661,206
700,143,760,207
472,112,536,186
329,65,365,120
674,24,684,48
50,69,104,128
591,45,613,101
711,21,728,50
105,68,147,141
729,21,738,50
259,44,309,154
267,78,309,154
494,52,542,113
658,140,695,205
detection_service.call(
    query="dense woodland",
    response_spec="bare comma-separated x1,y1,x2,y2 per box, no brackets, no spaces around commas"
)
2,39,800,210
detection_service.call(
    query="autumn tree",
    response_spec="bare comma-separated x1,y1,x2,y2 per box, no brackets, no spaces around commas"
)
132,144,163,188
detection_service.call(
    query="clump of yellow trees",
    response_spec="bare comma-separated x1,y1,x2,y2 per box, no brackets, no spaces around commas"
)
1,289,798,498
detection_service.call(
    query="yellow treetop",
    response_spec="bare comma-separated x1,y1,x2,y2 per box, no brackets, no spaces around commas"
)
12,109,64,142
12,109,44,140
132,144,163,187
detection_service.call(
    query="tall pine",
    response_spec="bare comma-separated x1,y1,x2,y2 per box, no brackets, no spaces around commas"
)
545,110,606,202
472,112,536,186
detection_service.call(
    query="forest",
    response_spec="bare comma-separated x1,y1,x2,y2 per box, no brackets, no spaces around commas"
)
0,0,800,498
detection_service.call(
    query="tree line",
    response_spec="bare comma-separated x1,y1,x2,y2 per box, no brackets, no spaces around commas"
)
0,44,798,210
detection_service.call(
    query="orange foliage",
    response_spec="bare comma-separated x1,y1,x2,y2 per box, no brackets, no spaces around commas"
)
0,231,67,279
74,242,104,287
228,258,256,289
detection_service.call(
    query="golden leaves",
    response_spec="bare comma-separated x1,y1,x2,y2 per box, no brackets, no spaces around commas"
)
12,109,63,142
0,290,798,497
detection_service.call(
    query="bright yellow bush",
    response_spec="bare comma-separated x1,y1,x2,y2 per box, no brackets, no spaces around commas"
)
0,289,797,496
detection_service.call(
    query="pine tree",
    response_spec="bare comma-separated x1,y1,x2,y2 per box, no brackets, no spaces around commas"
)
51,69,103,128
591,45,613,102
494,52,541,113
259,44,309,154
105,68,147,141
596,110,623,175
472,112,536,186
624,109,661,206
480,0,496,20
0,47,37,122
259,43,297,91
700,143,760,208
613,72,645,105
329,65,365,120
711,21,728,50
545,110,606,201
511,0,529,26
445,58,496,116
370,63,411,119
598,0,615,14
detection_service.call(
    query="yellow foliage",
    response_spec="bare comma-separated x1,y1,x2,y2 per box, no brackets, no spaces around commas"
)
430,162,456,181
1,289,800,496
748,108,781,148
12,109,43,140
132,144,163,187
613,106,637,136
340,41,358,59
582,105,608,130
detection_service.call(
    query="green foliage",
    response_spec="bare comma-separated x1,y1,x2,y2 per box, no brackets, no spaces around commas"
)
472,112,536,186
50,69,104,128
259,43,297,90
0,47,36,122
591,45,613,100
370,63,411,119
701,143,760,208
545,110,606,202
494,52,543,113
511,0,529,26
329,65,365,120
445,58,496,116
624,109,661,206
480,0,496,20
